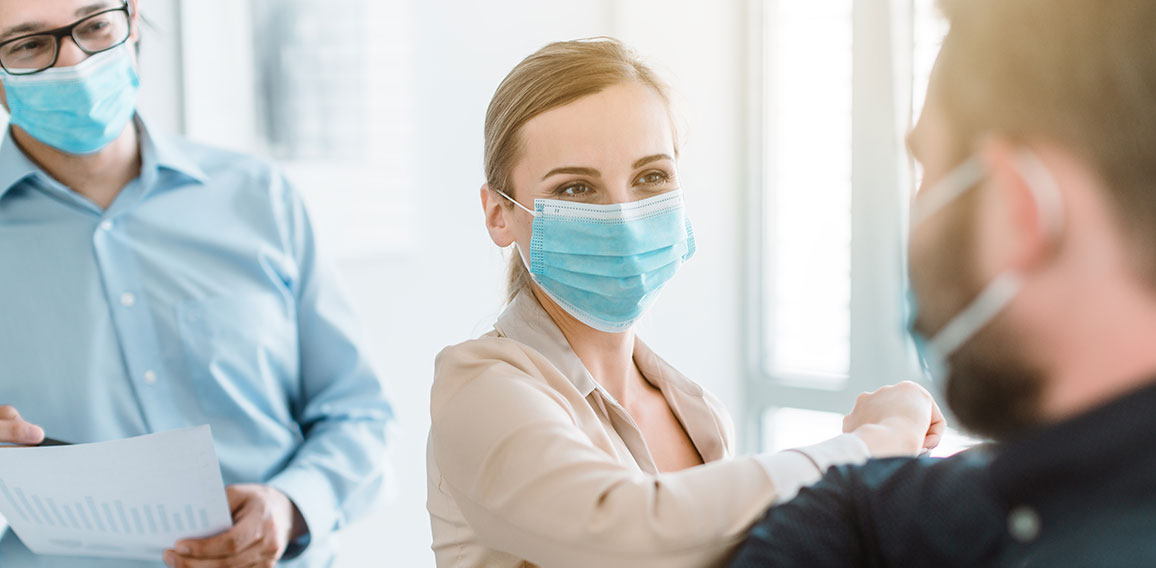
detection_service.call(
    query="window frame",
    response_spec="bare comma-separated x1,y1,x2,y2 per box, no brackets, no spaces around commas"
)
742,0,922,453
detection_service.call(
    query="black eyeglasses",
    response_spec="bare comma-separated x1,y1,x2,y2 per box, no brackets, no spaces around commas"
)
0,2,132,76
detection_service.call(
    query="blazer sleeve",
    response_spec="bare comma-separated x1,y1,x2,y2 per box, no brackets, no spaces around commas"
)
728,451,1003,568
430,338,870,568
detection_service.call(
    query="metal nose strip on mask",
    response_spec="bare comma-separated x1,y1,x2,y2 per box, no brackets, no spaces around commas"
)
1,44,125,84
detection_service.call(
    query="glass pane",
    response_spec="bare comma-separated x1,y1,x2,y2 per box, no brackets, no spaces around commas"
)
761,407,845,453
764,0,853,380
912,0,950,122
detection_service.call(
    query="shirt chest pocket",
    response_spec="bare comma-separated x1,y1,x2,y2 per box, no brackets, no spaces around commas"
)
176,293,300,419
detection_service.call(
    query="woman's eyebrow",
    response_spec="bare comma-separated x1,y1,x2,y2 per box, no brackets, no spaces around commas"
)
542,166,600,181
633,153,673,168
540,154,673,181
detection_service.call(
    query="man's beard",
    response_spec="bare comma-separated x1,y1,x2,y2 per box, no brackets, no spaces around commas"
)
945,322,1046,441
911,190,1046,441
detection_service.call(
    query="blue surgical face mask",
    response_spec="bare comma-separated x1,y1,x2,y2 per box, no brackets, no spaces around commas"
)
906,150,1064,383
2,45,140,155
497,188,696,333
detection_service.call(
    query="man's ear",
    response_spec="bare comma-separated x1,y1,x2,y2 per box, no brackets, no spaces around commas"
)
978,139,1065,275
481,184,516,247
128,0,142,42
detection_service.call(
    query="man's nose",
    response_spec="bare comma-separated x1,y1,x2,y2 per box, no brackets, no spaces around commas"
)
53,36,89,68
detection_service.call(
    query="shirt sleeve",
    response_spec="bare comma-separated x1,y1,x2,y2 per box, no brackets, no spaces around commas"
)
728,451,1002,568
753,434,871,504
263,173,395,552
429,339,873,568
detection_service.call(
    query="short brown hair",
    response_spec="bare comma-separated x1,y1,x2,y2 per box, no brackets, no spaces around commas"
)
933,0,1156,282
483,37,677,302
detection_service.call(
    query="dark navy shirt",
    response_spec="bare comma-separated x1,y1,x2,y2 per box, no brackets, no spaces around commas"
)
730,381,1156,567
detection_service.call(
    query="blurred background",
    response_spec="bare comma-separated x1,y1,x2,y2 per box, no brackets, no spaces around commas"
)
4,0,974,565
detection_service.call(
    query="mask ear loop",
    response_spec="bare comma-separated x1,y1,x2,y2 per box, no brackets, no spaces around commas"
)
1014,149,1066,241
493,188,538,217
492,188,537,274
910,157,987,227
924,149,1067,359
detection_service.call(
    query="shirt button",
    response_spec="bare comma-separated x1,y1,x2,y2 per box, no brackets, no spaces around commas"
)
120,293,136,308
143,370,158,385
1008,505,1041,543
100,220,113,231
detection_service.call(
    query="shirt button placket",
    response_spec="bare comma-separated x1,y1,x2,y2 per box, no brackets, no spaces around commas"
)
93,215,170,427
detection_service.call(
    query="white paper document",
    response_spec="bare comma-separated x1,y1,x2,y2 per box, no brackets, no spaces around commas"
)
0,426,232,560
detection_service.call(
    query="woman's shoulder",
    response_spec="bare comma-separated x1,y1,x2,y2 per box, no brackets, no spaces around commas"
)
434,332,539,377
431,334,573,417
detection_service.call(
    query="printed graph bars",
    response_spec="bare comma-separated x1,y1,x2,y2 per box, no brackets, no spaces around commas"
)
0,479,211,536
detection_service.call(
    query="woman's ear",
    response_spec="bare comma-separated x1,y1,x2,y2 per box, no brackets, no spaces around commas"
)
481,184,517,247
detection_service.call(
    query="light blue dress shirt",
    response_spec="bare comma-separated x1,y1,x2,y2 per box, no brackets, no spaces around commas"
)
0,118,394,567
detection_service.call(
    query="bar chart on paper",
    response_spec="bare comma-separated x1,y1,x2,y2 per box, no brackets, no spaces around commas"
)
0,426,232,560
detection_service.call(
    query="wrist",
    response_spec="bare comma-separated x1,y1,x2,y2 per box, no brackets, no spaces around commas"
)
851,423,921,458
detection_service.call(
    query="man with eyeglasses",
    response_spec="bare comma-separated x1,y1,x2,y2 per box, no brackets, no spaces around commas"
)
0,2,394,567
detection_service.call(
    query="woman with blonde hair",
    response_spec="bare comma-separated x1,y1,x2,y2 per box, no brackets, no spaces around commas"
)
426,37,944,567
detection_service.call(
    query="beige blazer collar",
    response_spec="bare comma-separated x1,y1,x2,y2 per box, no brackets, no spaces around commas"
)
494,292,728,463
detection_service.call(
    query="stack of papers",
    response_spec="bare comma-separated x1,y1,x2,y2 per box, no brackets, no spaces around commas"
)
0,426,232,560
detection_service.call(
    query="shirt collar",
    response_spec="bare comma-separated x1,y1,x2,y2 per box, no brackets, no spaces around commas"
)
0,129,42,201
495,291,709,398
0,115,207,203
136,116,209,187
496,291,600,397
494,291,727,462
990,378,1156,505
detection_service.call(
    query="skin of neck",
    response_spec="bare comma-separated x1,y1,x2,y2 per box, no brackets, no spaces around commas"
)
8,119,141,210
529,283,643,405
1018,238,1156,424
992,151,1156,425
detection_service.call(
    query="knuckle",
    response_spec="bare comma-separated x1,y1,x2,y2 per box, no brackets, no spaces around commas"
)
0,405,16,418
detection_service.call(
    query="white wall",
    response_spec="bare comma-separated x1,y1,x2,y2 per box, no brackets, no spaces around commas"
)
140,1,750,565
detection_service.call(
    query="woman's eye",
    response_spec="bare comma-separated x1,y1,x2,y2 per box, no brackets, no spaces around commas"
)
555,183,593,198
636,170,670,186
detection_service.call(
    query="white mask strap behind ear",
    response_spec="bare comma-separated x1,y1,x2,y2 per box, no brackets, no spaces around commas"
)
921,148,1066,362
1014,149,1065,239
493,188,538,217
